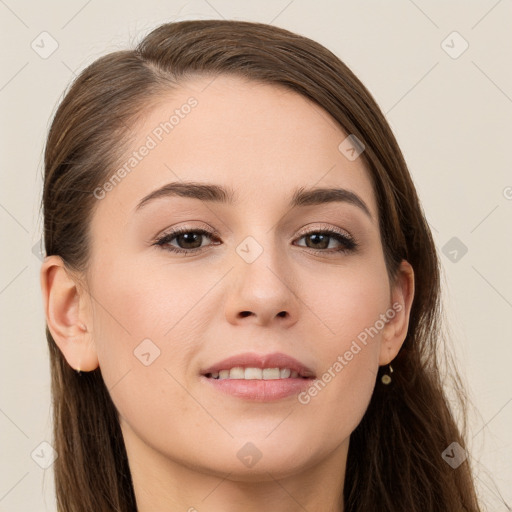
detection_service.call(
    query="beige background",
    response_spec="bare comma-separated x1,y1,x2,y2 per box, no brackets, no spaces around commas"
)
1,1,511,510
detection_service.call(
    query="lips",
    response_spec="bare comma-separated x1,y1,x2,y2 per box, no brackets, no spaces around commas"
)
201,351,316,379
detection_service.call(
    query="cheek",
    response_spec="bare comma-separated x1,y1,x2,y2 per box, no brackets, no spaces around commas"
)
90,255,212,353
303,256,390,345
295,261,389,434
88,254,220,421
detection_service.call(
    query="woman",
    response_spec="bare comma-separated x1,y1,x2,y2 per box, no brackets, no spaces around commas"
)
39,19,482,511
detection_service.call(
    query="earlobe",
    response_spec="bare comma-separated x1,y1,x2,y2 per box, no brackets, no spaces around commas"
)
379,260,415,366
40,255,99,372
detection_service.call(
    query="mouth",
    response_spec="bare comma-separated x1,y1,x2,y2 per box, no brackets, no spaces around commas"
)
200,352,316,401
200,351,316,380
204,367,313,380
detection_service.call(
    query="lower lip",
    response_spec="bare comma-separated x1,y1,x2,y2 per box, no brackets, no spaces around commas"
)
200,375,314,401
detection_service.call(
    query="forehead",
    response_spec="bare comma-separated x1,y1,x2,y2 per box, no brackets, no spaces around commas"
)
91,74,377,225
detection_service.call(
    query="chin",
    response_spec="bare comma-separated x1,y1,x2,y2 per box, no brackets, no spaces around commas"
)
182,439,315,482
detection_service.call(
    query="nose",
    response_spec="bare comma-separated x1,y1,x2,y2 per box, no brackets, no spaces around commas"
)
224,238,300,328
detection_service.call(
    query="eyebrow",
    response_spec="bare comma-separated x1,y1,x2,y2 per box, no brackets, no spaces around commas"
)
135,181,373,220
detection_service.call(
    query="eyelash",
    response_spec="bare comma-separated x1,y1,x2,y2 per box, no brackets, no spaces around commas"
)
153,226,358,257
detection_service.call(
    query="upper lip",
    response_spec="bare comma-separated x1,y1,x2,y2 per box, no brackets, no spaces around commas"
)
201,351,316,378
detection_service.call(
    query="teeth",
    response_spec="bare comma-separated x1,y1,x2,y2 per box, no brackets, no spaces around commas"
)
280,368,291,378
262,368,280,380
229,367,245,379
208,367,305,380
244,367,262,379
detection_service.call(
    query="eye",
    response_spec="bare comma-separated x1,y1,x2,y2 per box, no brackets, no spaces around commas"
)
153,226,358,256
294,228,358,255
153,227,220,256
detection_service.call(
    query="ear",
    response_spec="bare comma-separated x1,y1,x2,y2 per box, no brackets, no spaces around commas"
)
379,259,415,366
40,255,99,372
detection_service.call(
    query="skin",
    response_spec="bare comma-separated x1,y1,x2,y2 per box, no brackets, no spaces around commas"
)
41,75,414,512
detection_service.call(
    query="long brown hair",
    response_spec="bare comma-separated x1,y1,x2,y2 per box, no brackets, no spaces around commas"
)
41,19,482,511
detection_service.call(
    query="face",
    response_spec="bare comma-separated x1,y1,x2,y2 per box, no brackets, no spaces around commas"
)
81,75,407,480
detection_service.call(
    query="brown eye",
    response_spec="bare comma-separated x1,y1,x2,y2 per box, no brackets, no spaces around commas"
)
295,229,357,254
153,227,357,256
154,228,218,254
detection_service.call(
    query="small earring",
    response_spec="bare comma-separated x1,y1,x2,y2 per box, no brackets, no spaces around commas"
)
75,366,82,376
381,364,393,385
